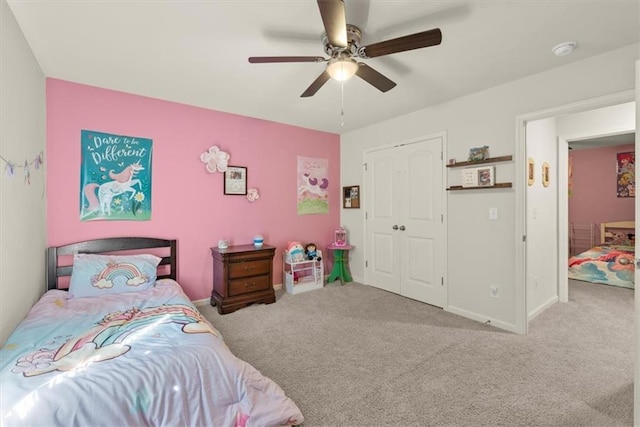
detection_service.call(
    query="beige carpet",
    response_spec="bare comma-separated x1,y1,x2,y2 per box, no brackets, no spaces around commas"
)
198,279,633,426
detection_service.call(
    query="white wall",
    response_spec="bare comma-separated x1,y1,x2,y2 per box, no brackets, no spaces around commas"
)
525,117,558,320
341,44,637,333
0,0,46,345
557,102,635,140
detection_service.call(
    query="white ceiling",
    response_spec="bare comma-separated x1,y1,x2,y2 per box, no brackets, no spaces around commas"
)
6,0,639,134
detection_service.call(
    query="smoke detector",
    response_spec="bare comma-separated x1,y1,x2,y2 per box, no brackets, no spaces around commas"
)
552,41,577,57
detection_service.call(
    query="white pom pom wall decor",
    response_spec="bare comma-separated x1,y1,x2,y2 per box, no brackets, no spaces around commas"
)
247,188,259,202
200,146,230,173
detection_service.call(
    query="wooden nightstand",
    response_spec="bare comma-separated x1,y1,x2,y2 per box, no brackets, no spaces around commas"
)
210,244,276,314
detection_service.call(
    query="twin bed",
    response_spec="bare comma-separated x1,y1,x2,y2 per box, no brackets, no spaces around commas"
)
568,221,635,289
1,237,303,426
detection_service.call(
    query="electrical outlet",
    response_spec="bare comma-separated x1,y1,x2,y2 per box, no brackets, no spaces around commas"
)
490,285,499,298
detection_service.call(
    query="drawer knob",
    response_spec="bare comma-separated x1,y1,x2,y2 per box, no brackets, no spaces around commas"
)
245,282,257,288
244,265,256,270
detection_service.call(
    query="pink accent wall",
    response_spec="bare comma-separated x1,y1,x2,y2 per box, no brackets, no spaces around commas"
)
568,143,635,226
46,79,341,301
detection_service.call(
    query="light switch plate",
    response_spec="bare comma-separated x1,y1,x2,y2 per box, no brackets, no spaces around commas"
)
489,208,498,220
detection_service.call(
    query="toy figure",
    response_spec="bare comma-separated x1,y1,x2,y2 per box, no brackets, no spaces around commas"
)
305,243,321,261
287,241,305,262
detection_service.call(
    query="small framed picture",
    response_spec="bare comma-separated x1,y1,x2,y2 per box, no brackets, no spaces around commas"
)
224,166,247,195
343,185,360,209
477,166,495,187
527,158,535,186
468,146,489,162
461,168,478,188
542,162,550,187
448,158,456,165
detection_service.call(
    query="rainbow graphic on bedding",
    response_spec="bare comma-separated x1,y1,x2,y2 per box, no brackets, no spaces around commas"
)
1,279,304,426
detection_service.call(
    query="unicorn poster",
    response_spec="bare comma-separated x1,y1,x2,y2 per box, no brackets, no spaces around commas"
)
80,130,153,221
297,156,329,215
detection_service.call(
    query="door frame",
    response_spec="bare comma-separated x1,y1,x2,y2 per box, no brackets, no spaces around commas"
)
362,131,448,306
515,89,634,335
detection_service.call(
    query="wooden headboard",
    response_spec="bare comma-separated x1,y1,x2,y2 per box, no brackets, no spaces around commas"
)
600,221,635,244
47,237,177,291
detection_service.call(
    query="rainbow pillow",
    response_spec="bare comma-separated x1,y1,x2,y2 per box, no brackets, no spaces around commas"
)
68,253,161,298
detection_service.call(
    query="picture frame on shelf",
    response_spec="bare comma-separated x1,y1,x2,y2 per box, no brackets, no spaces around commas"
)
223,166,247,195
461,168,478,188
477,166,495,187
468,145,489,162
343,185,360,208
462,166,495,187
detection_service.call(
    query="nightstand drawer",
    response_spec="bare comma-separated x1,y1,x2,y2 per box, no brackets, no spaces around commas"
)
228,275,271,296
229,259,271,279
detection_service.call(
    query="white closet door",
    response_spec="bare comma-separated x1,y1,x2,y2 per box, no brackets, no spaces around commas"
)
364,136,445,307
364,147,401,294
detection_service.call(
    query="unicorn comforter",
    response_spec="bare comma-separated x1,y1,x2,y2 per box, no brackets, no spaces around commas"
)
0,280,303,426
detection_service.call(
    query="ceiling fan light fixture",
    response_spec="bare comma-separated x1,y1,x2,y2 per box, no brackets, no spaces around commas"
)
327,58,359,82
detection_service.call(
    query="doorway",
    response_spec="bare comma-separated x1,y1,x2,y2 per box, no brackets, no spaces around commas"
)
516,91,635,332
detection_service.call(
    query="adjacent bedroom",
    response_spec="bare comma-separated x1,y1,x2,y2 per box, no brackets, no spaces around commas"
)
567,135,635,290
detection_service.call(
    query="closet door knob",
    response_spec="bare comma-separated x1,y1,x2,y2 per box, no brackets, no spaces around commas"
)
399,225,406,231
392,225,399,230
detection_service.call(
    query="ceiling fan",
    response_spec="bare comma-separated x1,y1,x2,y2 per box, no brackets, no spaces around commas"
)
248,0,442,97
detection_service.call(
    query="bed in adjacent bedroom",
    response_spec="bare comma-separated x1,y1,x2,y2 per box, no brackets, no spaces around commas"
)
0,237,303,427
568,221,635,289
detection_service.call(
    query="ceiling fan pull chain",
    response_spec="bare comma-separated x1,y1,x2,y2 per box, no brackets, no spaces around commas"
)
340,81,345,127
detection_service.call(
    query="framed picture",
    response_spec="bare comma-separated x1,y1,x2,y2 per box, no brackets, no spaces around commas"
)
342,185,360,209
616,151,635,197
477,166,495,187
527,157,535,186
468,146,489,162
343,185,360,208
542,162,550,188
461,168,478,188
224,166,247,195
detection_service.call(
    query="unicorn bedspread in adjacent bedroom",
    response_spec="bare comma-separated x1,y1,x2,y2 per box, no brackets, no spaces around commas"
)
568,244,635,289
0,280,303,427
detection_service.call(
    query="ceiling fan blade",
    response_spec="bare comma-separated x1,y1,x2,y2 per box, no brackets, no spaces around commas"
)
249,56,325,63
317,0,347,48
360,28,442,58
355,63,396,93
301,71,331,97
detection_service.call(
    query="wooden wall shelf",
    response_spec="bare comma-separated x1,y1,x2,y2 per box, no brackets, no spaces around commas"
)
447,183,513,191
447,155,513,168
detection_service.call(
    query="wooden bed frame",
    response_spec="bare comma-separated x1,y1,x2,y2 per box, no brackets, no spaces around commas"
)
47,237,177,291
600,221,635,244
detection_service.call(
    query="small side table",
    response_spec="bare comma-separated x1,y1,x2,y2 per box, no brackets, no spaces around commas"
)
326,244,354,285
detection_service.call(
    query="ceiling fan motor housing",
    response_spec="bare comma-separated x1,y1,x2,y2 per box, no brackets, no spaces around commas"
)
323,24,362,57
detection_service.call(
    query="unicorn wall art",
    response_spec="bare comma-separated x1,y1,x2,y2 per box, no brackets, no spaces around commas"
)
80,130,153,221
84,162,144,216
297,156,329,215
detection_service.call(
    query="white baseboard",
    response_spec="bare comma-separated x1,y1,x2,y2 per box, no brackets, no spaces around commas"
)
445,305,520,334
192,298,210,307
527,295,559,321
